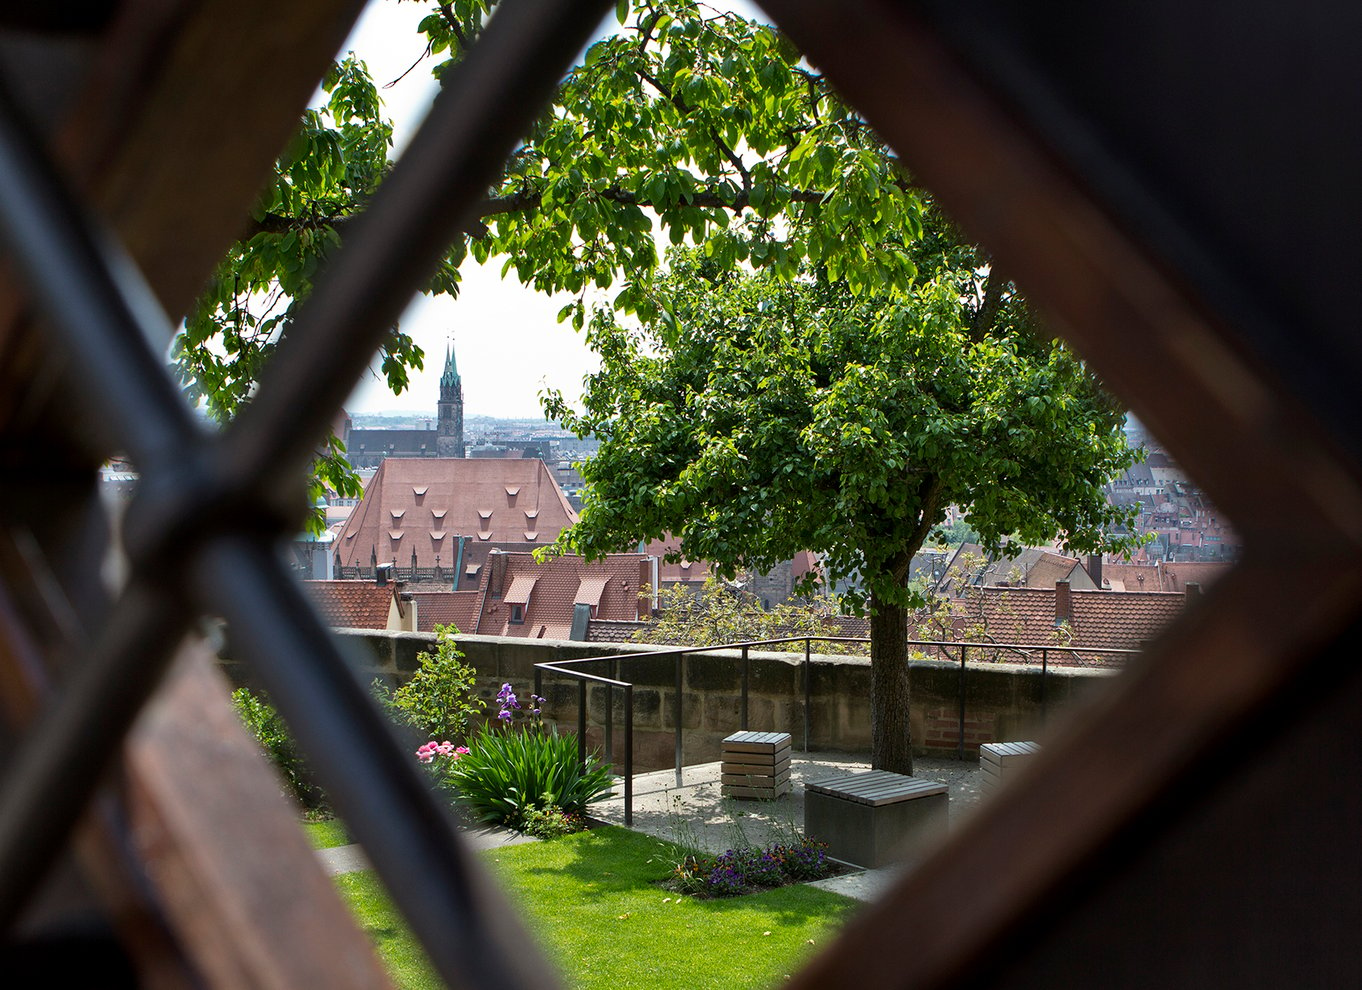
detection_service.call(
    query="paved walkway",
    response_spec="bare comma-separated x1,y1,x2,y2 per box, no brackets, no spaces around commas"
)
316,824,536,876
590,751,984,901
318,751,984,903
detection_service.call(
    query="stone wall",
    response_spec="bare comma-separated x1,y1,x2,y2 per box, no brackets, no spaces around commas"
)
222,629,1117,772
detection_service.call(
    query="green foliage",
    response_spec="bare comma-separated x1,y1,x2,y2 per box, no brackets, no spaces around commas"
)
177,2,936,527
231,687,326,810
549,250,1140,615
388,624,484,741
519,804,588,839
171,53,423,533
668,838,835,898
444,724,614,828
931,518,980,548
637,578,846,648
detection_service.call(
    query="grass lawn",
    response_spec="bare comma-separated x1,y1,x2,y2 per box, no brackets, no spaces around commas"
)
334,826,858,990
303,818,352,850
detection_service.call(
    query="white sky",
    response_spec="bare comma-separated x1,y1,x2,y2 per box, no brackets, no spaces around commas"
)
339,0,763,419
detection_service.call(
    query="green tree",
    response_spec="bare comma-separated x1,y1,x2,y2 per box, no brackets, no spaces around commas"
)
545,249,1139,774
172,1,923,528
637,577,848,648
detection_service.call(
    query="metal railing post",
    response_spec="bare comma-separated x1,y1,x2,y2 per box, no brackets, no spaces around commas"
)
578,678,587,764
674,654,683,786
958,643,967,761
624,685,634,828
803,637,811,753
1041,647,1049,722
741,644,749,730
603,657,613,765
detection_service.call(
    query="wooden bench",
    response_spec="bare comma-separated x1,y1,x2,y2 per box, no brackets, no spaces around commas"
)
804,770,948,868
721,730,792,799
980,741,1040,796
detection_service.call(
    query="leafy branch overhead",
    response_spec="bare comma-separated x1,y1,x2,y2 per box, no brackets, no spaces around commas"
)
175,0,935,532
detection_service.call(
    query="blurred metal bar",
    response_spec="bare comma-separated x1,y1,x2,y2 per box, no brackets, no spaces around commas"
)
0,82,199,473
197,536,557,990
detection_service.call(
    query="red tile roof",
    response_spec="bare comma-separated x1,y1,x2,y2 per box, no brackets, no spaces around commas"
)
1103,560,1231,593
409,590,482,633
475,552,650,639
334,458,578,571
304,580,394,629
646,536,712,585
916,586,1186,654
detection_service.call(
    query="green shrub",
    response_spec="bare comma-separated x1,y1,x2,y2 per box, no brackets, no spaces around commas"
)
444,724,614,829
385,623,484,741
230,687,326,810
519,804,587,839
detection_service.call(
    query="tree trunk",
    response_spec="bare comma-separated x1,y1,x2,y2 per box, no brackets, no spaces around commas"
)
869,591,913,775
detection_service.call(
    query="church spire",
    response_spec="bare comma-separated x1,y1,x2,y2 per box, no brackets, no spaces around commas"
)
440,339,460,389
437,335,465,458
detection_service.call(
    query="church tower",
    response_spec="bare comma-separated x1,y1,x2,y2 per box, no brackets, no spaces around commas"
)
437,340,465,458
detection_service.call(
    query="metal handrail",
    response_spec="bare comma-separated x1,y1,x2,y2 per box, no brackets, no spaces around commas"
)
535,635,1141,825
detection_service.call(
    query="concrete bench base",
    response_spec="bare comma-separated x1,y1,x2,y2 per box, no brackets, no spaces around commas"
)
804,770,948,868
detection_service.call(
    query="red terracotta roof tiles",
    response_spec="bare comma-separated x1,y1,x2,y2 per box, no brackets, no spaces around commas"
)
334,458,577,571
304,581,393,629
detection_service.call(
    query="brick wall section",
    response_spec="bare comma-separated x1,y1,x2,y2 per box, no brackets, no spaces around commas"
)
220,629,1116,770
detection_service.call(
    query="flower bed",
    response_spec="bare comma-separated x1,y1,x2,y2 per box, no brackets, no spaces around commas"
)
665,836,840,897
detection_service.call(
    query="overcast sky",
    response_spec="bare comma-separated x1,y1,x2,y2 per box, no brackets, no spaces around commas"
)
340,1,764,419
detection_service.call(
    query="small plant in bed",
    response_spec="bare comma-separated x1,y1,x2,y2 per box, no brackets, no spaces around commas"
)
420,682,613,835
666,836,837,898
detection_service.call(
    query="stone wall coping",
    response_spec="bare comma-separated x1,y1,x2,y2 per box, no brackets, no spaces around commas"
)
337,627,1119,681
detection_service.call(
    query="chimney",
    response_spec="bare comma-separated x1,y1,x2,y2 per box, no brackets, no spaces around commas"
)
638,558,656,618
487,549,506,598
1054,580,1073,626
1185,581,1201,602
375,562,393,586
1087,553,1103,589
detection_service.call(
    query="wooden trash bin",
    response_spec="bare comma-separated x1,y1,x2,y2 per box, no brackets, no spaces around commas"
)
804,770,948,868
721,730,792,799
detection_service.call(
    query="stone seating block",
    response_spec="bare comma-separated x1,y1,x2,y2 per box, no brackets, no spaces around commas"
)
804,770,948,868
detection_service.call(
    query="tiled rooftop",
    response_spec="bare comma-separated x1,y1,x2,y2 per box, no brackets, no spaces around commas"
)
304,581,394,629
334,458,578,571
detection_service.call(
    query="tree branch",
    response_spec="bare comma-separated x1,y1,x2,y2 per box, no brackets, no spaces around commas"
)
632,65,750,191
971,264,1007,341
247,182,830,241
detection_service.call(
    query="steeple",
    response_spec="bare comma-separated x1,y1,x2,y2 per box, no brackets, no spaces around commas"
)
437,335,465,458
440,340,460,390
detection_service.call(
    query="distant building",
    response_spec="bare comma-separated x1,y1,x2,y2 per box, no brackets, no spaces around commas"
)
331,456,578,582
344,341,465,468
306,551,655,641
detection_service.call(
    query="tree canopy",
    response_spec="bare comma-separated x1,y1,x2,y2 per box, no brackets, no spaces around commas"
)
546,246,1139,771
172,0,1139,770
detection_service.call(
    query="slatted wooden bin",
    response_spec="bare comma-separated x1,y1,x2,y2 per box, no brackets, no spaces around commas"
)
805,770,949,868
721,730,793,799
980,741,1040,796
